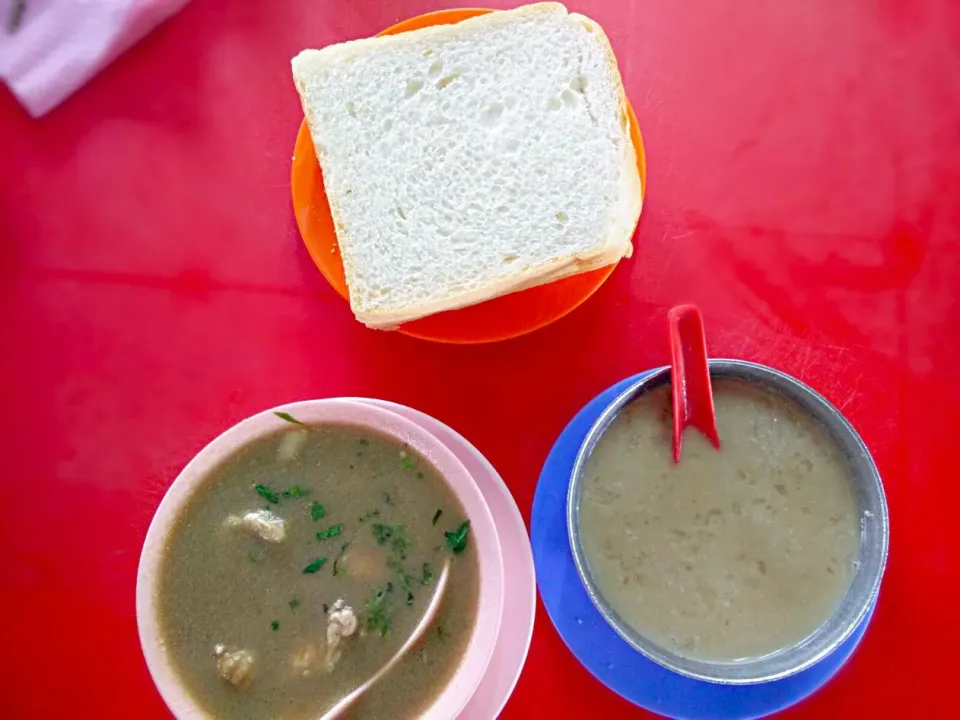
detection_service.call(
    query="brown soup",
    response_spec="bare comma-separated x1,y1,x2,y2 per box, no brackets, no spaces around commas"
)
157,423,480,719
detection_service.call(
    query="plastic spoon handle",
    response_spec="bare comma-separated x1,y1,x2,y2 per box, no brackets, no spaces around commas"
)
668,305,720,463
320,559,451,720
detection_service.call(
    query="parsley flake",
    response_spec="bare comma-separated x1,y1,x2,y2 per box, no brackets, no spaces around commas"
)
316,523,344,540
372,523,408,556
303,557,327,574
365,588,391,637
387,557,417,604
393,562,414,594
445,521,470,554
254,484,280,504
432,509,443,525
310,502,326,521
274,411,303,425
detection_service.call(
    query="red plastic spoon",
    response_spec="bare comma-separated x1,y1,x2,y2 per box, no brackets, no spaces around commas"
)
668,304,721,463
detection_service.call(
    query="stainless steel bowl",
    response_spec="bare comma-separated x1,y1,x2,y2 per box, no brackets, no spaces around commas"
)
567,359,889,685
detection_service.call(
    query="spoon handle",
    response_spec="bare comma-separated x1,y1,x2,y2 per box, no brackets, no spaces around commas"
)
668,304,721,463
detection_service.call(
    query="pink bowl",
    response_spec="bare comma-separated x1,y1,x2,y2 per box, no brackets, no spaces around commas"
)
136,399,505,719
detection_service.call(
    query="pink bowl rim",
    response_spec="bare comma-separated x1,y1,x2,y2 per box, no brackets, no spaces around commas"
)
136,398,504,720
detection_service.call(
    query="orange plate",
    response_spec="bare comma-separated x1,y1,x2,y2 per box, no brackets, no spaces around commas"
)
291,8,648,344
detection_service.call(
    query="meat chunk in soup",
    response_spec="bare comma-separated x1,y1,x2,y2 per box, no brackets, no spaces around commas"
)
224,509,286,544
290,600,357,676
214,646,254,689
324,599,357,671
277,429,309,462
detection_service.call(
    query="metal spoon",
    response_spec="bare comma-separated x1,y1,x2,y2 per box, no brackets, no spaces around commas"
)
320,558,451,719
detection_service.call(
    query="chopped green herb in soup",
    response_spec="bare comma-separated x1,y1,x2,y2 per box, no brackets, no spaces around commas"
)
157,425,480,720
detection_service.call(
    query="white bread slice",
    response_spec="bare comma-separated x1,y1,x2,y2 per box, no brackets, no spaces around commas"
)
292,2,641,329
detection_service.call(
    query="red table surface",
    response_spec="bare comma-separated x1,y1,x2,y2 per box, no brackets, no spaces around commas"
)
2,0,959,717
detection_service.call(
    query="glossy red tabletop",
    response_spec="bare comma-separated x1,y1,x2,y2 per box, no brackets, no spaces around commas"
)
2,1,959,718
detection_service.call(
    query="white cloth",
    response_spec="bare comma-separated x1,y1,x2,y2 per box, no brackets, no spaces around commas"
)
0,0,191,117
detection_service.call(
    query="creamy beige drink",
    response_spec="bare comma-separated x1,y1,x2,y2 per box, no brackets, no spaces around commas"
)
578,379,859,661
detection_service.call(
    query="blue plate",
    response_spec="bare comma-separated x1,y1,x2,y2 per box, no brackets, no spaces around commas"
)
531,370,875,720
